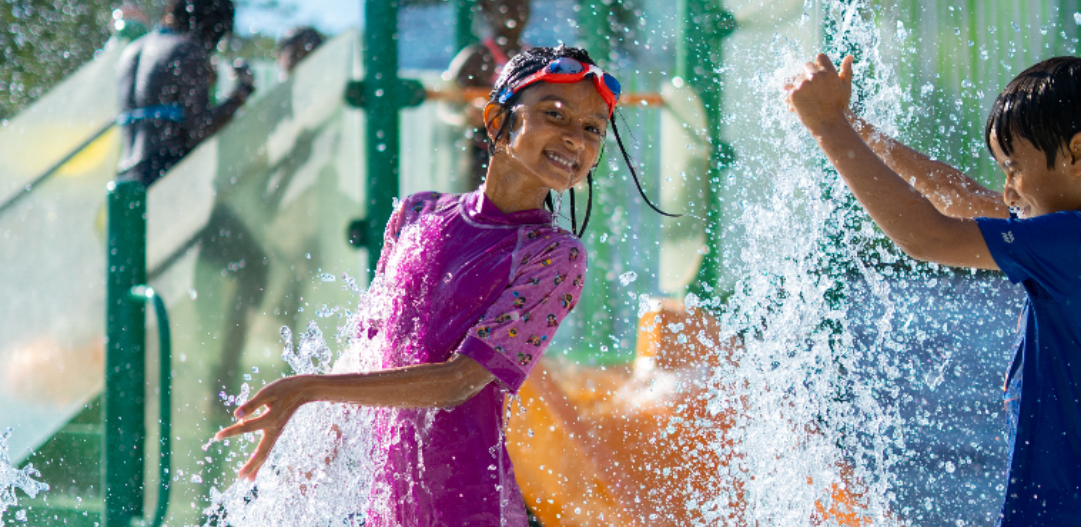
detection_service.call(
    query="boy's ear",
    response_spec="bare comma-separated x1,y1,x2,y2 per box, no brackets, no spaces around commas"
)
1069,132,1081,171
482,102,505,142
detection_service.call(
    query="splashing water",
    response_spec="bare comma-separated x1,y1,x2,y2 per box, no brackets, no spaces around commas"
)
204,275,395,526
0,428,49,520
692,2,923,524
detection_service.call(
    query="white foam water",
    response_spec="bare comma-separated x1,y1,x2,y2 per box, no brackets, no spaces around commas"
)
695,2,911,524
203,275,395,526
0,428,49,521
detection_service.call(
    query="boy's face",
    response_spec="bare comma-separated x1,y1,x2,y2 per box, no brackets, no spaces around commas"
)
991,132,1081,218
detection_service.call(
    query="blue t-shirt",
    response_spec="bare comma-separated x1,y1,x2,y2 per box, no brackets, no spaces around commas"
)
977,211,1081,525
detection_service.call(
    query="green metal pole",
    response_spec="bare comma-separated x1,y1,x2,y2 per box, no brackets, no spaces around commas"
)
574,0,618,362
363,0,403,276
103,179,147,527
579,0,613,63
456,0,478,52
681,0,736,297
347,1,425,277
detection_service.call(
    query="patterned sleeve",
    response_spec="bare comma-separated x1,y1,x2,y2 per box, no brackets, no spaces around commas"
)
456,233,588,394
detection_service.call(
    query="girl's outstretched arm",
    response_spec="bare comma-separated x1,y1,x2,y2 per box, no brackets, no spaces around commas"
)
214,354,495,480
788,54,999,270
848,114,1008,219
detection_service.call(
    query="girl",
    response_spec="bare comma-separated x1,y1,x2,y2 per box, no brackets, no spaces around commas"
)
215,45,670,525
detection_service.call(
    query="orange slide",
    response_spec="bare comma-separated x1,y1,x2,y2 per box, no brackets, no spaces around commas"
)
505,300,875,526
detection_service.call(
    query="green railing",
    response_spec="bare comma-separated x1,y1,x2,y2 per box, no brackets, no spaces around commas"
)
103,180,173,527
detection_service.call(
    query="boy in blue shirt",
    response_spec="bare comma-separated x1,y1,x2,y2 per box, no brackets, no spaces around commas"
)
788,55,1081,525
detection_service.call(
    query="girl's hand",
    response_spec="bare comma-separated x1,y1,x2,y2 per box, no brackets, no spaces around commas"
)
214,376,311,480
787,54,854,132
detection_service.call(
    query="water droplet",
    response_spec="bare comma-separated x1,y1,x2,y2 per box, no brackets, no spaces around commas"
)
237,383,251,406
618,271,637,286
320,273,336,282
1075,12,1081,25
191,474,203,484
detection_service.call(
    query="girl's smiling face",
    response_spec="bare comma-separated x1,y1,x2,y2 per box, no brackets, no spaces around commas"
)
486,80,609,193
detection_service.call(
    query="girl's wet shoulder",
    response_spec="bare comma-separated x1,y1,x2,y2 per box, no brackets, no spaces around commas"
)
400,191,462,221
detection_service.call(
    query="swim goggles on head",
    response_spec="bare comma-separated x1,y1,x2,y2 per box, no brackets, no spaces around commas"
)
496,57,621,116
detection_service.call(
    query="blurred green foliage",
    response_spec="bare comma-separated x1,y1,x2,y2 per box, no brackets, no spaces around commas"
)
0,0,292,120
0,0,119,119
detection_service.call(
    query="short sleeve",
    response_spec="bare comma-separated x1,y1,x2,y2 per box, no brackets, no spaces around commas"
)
977,212,1081,299
456,234,588,394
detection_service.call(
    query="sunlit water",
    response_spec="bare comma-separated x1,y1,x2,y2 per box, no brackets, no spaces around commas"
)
690,2,1017,525
203,274,392,526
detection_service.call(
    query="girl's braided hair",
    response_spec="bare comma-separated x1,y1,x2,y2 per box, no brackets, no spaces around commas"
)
486,45,677,237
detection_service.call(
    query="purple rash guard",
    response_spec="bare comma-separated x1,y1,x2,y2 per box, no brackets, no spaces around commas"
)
362,190,587,526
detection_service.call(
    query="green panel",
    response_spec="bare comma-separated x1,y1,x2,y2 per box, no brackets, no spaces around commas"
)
0,50,120,464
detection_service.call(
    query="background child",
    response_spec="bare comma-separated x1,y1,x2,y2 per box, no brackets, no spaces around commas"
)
788,54,1081,525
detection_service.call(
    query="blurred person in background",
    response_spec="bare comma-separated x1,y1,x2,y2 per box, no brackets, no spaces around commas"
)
276,26,325,77
445,0,530,189
116,0,254,187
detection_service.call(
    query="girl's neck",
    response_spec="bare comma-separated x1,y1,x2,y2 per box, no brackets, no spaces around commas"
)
482,159,550,214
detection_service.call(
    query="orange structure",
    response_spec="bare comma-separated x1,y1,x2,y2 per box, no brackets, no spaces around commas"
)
506,300,876,526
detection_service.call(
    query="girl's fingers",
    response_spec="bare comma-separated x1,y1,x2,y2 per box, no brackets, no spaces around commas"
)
215,413,272,440
238,430,281,480
234,392,272,419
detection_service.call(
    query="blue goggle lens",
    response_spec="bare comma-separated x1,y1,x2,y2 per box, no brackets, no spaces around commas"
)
546,58,585,75
602,73,622,99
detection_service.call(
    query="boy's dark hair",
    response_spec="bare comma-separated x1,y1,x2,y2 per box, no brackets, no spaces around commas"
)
986,56,1081,168
166,0,235,49
487,45,675,236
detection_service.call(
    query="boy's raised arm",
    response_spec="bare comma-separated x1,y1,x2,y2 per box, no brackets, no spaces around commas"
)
849,115,1008,219
788,54,998,270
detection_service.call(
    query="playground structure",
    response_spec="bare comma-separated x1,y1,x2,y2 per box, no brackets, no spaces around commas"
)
2,0,1080,525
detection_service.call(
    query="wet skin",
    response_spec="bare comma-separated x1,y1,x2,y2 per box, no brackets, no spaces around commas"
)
990,132,1081,219
787,53,999,270
214,79,609,480
482,80,609,214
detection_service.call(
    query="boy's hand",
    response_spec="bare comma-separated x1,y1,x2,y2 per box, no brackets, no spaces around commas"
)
787,54,854,133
